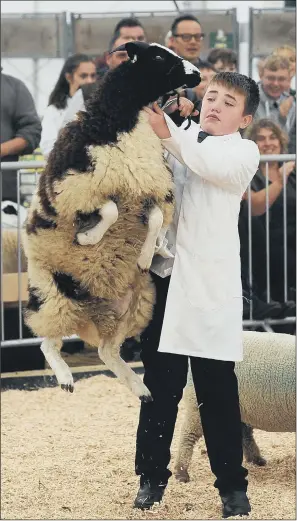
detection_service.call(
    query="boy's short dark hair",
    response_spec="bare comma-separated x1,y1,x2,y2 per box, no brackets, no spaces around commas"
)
171,14,201,35
197,60,216,72
208,48,238,68
209,72,260,116
113,17,144,36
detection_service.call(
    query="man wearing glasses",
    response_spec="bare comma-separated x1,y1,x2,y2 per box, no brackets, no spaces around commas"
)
168,14,204,66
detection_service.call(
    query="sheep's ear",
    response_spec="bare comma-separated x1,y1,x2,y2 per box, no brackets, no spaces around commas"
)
125,41,150,59
108,44,127,55
109,41,150,63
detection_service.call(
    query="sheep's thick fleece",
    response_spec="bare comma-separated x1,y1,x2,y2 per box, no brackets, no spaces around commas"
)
23,112,174,341
174,331,296,481
185,331,296,432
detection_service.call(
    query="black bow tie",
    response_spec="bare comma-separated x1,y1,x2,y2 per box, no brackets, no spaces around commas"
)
198,130,210,143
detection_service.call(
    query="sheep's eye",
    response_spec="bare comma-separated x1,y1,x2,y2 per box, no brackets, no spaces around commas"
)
154,55,164,61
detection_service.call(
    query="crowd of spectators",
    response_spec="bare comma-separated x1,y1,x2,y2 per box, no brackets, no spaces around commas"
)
0,12,296,340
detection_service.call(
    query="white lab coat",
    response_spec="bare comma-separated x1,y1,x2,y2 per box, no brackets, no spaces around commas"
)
150,151,187,278
157,115,260,362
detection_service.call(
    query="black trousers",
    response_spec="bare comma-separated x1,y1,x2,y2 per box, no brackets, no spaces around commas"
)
135,273,248,494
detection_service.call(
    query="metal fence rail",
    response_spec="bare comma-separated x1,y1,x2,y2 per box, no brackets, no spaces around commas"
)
1,154,295,349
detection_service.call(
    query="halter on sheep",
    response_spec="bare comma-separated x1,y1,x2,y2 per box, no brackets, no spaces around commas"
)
23,42,200,400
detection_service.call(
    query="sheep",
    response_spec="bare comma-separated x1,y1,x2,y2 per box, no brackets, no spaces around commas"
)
174,331,296,483
22,41,200,401
2,229,27,274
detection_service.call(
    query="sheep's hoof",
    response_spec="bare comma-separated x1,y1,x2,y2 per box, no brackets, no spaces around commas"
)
139,394,153,403
137,264,149,274
175,470,190,483
251,456,267,466
61,384,74,393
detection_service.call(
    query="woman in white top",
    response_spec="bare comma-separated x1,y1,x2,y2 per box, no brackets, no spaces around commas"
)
40,54,96,158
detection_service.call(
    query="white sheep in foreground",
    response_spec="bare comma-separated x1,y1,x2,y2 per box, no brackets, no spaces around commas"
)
175,331,296,482
22,41,200,400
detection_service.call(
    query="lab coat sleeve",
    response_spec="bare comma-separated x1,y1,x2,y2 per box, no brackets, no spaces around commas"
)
62,89,86,127
161,113,260,194
179,134,260,193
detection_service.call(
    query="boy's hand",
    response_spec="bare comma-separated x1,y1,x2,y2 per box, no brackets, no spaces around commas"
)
144,102,171,139
144,99,199,139
177,97,199,118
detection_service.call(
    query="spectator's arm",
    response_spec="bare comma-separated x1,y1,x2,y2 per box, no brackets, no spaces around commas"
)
10,80,42,155
243,182,284,216
243,161,296,216
0,137,29,158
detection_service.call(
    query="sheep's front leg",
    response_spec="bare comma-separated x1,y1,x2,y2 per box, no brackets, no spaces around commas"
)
155,227,174,259
137,205,164,272
75,201,118,246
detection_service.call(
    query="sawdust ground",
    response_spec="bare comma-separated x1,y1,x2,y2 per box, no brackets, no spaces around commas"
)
1,374,295,520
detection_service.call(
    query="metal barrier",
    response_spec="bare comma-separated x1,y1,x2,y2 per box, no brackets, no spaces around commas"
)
245,154,296,332
1,155,295,348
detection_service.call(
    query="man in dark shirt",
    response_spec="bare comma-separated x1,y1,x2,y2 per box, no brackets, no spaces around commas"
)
1,69,42,202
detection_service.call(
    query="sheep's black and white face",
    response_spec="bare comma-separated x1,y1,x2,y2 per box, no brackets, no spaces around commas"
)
111,41,201,101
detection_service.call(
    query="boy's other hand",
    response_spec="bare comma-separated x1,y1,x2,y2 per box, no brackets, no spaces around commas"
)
144,102,171,139
144,99,199,139
178,97,199,118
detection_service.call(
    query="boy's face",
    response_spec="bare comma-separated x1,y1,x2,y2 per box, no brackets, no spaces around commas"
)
200,83,252,136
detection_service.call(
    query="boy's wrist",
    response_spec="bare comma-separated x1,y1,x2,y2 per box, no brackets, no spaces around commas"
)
154,118,171,139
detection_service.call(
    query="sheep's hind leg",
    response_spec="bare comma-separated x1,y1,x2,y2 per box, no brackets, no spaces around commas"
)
242,423,267,466
137,205,164,272
78,323,152,401
174,391,203,482
98,340,152,402
76,201,118,246
40,338,74,392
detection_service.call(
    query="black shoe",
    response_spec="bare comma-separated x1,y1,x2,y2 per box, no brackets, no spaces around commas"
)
220,490,251,518
133,481,166,510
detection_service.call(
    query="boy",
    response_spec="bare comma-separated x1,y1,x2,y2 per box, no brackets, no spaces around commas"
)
133,72,260,518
